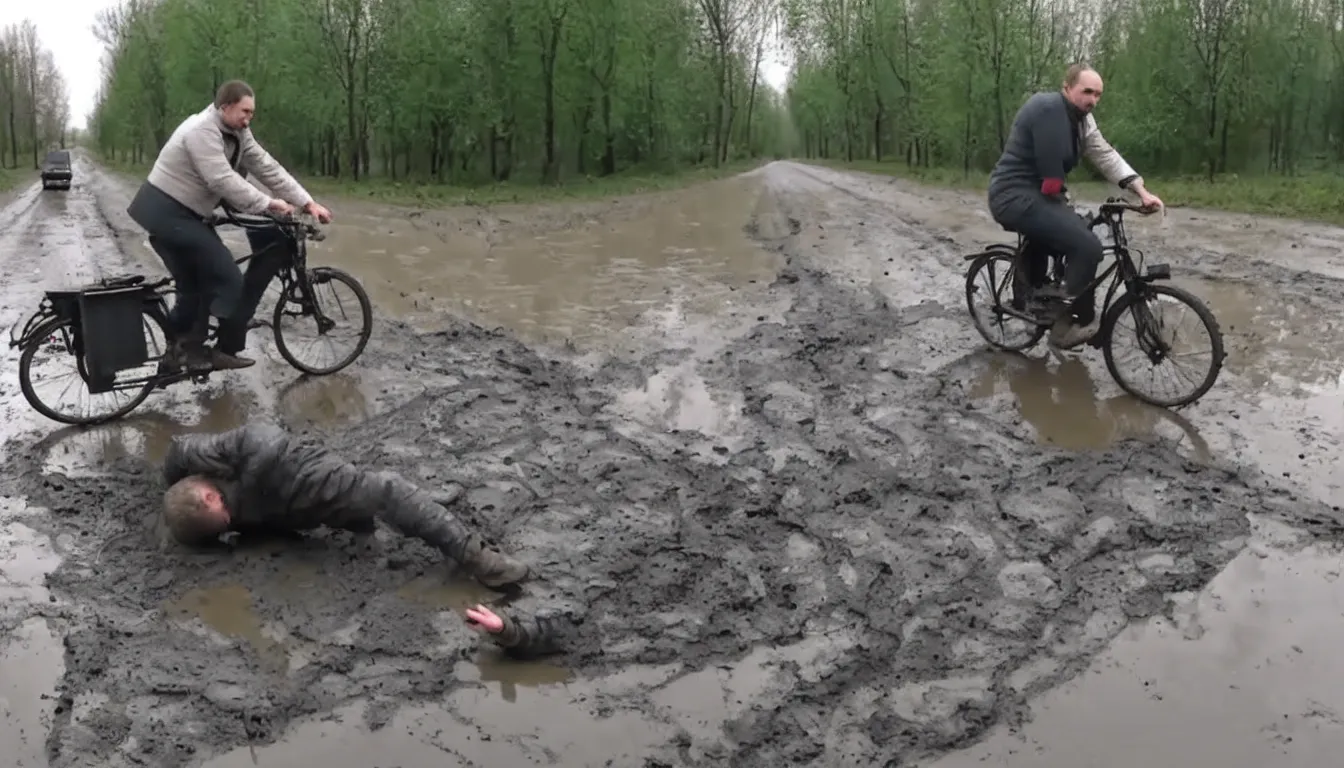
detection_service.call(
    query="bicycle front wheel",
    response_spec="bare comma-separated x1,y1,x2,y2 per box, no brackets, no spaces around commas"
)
273,267,373,375
1101,283,1225,408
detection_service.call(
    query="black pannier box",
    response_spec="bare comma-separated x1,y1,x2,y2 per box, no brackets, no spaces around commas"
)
78,285,148,393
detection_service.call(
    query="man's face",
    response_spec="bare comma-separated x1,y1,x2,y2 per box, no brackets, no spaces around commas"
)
219,96,255,130
1064,71,1103,113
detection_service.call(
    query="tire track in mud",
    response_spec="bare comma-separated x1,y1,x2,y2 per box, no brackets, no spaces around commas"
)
3,163,1343,766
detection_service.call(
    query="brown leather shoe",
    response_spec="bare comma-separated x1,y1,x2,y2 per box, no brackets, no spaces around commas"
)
208,348,256,370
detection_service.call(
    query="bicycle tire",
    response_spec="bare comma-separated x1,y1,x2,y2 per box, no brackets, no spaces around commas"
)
965,250,1046,352
18,311,165,426
273,266,373,375
1101,282,1225,408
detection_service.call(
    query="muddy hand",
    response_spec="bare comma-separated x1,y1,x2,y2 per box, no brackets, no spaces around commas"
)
465,604,504,634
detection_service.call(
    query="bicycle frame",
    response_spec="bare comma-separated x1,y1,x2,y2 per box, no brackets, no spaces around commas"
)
988,199,1170,328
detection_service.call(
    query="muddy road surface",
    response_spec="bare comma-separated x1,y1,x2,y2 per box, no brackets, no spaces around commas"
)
1,157,1343,767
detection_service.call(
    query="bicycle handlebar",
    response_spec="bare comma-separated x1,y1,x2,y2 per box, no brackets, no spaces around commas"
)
1084,195,1164,228
209,208,327,241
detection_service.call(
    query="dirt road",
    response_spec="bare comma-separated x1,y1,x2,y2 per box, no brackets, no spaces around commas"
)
1,155,1342,767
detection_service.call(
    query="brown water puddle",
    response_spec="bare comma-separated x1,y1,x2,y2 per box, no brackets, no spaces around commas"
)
968,353,1213,459
199,625,856,766
0,499,64,768
166,584,290,672
970,274,1343,483
308,175,783,349
930,526,1344,768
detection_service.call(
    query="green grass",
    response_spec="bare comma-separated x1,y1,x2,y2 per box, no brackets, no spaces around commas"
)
803,158,1344,226
94,150,767,207
0,166,36,194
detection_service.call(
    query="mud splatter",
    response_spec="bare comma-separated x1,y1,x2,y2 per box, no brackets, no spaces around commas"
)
2,161,1341,768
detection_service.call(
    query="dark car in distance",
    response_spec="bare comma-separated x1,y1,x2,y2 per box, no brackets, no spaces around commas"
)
41,149,72,191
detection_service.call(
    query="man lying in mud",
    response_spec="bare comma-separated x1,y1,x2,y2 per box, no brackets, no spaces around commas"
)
158,422,530,588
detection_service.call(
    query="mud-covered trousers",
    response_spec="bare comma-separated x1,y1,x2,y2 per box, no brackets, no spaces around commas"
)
127,181,292,354
989,189,1104,325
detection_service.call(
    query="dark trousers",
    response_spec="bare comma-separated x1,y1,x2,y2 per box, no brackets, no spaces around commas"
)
989,189,1103,324
128,183,291,353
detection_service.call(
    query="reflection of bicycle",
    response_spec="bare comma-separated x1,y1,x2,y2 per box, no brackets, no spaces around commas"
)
8,211,374,425
977,350,1213,462
964,196,1226,408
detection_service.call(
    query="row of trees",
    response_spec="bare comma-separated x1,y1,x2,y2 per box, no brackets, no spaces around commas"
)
784,0,1344,180
83,0,1344,186
87,0,793,184
0,21,71,170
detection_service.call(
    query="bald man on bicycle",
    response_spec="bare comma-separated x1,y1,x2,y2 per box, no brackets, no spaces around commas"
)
127,79,334,373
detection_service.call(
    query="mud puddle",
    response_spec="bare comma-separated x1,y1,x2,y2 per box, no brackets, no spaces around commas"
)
307,173,785,351
1,498,64,768
963,270,1344,500
5,161,1344,767
928,526,1344,768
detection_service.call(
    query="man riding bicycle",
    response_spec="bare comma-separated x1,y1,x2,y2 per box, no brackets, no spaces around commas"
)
127,79,333,373
987,63,1163,350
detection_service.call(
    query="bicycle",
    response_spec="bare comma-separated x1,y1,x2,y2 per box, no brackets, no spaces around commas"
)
7,209,374,426
963,196,1226,408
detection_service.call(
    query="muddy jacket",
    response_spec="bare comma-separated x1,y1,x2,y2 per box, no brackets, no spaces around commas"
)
161,423,477,561
988,91,1141,206
146,103,313,219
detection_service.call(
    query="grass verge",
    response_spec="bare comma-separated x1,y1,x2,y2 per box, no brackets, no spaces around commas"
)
0,166,36,194
803,158,1344,226
94,151,767,208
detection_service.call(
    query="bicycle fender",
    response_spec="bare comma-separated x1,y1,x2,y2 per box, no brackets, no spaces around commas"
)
962,243,1018,261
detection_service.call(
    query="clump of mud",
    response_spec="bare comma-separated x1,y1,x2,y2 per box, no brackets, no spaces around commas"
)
4,179,1341,767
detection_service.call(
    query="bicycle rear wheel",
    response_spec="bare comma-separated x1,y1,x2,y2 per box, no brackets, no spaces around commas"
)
1101,283,1225,408
273,267,373,375
18,311,168,425
965,249,1046,351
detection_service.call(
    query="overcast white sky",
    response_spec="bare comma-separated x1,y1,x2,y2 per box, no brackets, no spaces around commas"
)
2,2,790,133
1,2,111,130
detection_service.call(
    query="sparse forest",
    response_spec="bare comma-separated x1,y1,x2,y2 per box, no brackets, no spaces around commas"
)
785,0,1344,182
0,21,72,171
87,0,792,185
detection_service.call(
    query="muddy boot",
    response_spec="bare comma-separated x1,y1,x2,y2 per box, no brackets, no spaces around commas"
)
160,340,212,374
1048,315,1100,350
208,347,256,370
461,535,530,588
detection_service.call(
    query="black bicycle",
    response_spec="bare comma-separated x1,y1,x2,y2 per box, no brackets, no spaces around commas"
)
963,196,1226,408
8,210,374,425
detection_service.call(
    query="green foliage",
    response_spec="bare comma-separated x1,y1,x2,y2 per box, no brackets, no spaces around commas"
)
782,0,1344,215
89,0,789,185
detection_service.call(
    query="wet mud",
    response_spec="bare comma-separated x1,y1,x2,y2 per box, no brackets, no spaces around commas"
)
2,159,1344,766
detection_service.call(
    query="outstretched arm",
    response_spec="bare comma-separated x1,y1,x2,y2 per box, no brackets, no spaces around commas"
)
465,603,583,659
162,424,281,485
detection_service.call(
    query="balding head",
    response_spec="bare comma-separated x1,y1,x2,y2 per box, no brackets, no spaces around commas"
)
1062,63,1103,113
162,475,231,545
